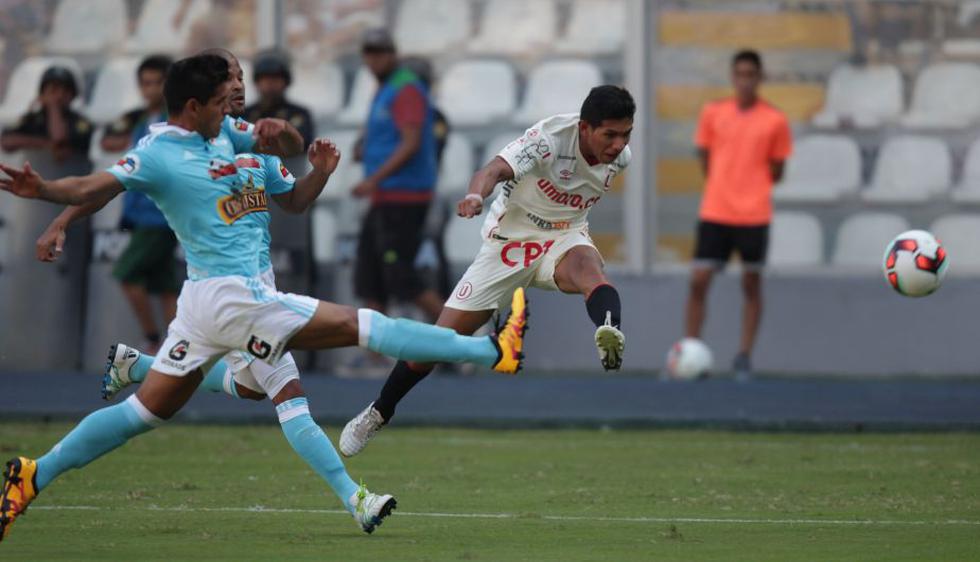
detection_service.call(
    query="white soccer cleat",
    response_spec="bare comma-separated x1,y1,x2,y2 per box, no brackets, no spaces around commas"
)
594,312,625,371
349,484,397,534
339,403,385,457
102,343,141,400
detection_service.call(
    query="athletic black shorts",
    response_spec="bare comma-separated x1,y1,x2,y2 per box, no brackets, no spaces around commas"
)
693,220,769,269
354,203,431,304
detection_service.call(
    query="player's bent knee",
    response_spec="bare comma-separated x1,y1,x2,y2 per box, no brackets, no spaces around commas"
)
235,383,266,401
271,380,305,405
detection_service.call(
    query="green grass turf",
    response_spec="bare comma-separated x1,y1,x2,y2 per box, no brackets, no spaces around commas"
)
0,423,978,561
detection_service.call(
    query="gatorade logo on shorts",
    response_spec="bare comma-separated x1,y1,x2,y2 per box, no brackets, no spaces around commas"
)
248,335,272,359
168,340,190,361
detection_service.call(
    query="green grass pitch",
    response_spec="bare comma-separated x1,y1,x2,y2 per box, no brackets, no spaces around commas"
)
1,423,978,561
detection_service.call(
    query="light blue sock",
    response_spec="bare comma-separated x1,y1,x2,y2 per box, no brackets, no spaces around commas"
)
358,309,499,366
276,398,359,512
35,395,163,491
130,351,237,397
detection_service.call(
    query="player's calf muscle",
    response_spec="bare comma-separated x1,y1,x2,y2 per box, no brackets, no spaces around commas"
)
288,301,359,350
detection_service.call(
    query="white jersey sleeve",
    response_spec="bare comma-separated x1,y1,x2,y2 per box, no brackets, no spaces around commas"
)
497,126,556,180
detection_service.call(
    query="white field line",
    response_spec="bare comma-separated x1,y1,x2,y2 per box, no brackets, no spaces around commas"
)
32,505,980,527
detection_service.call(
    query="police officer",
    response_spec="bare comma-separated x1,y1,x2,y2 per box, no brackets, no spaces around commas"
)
1,65,92,162
242,51,314,149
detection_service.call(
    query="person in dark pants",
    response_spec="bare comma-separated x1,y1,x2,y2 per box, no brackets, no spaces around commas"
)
352,28,443,324
242,50,315,149
1,65,92,161
685,50,792,380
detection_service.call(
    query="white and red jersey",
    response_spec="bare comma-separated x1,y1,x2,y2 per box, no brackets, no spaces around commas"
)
484,113,631,241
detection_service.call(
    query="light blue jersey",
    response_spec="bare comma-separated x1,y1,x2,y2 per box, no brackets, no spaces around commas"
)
107,121,294,280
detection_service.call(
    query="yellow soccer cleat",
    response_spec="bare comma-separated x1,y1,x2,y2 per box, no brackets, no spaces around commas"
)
491,287,529,374
1,457,39,542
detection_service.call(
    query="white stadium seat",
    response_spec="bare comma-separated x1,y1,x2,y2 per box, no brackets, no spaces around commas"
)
0,57,85,126
951,137,980,203
444,214,486,264
336,67,376,127
554,0,626,56
901,63,980,129
437,60,517,126
512,60,602,125
394,0,472,55
481,131,524,165
127,0,211,54
437,134,475,196
467,0,557,55
811,64,903,129
47,0,127,55
86,57,144,125
774,135,861,203
862,136,952,203
930,214,980,273
768,211,824,268
311,206,339,265
832,213,910,268
289,61,345,120
317,130,363,202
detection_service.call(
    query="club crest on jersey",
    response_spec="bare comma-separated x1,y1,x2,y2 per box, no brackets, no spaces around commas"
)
209,158,237,179
217,172,268,224
233,118,251,132
115,154,139,175
235,156,261,169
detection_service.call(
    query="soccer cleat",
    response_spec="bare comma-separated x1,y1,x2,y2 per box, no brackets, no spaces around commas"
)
349,483,397,534
102,343,141,400
491,287,528,374
339,403,386,458
1,457,39,542
594,311,625,371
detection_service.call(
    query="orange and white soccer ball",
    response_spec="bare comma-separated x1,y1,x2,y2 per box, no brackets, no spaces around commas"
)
882,230,948,298
665,338,713,380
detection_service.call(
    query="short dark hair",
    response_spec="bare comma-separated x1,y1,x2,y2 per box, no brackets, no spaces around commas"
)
732,49,763,70
164,54,230,115
137,55,173,79
580,85,635,127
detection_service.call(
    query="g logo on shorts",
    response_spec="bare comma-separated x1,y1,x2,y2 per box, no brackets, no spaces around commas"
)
169,339,190,361
248,335,272,359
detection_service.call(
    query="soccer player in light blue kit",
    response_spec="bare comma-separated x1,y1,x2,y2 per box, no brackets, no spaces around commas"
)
0,54,528,541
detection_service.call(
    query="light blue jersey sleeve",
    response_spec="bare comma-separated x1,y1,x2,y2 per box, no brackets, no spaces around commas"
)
222,116,257,153
262,155,296,195
105,145,167,196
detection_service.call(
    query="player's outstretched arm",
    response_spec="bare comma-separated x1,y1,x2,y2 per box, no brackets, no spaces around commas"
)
0,162,124,206
273,138,340,214
253,118,305,158
456,156,515,218
35,194,117,262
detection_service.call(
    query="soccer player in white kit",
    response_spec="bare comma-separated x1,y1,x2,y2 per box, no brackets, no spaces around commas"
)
340,86,635,457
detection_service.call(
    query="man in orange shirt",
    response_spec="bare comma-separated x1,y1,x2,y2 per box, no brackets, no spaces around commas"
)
686,50,792,380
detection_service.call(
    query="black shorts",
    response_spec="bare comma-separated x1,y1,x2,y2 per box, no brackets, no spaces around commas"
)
354,203,431,304
693,221,769,269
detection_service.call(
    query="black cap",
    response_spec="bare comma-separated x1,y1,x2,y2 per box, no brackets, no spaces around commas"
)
253,51,292,85
361,27,396,53
39,66,78,96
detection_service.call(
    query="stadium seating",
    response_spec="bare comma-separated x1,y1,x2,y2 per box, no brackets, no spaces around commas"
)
437,134,476,196
394,0,472,55
773,135,861,203
85,57,144,125
311,205,339,265
437,60,517,127
951,137,980,203
930,214,980,272
511,60,602,125
832,212,910,268
444,213,485,265
554,0,627,56
126,0,211,54
768,211,824,267
46,0,127,55
0,57,85,126
901,63,980,129
811,64,903,129
336,67,376,127
288,61,345,120
467,0,557,55
861,136,952,203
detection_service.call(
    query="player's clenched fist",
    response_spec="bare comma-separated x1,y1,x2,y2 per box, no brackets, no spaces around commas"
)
457,193,483,218
308,138,340,175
